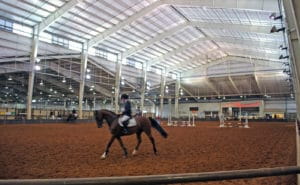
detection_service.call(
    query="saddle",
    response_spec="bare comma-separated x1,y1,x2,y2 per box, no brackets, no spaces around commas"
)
118,118,137,127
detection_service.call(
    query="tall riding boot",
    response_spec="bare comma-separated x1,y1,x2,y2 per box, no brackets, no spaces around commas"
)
123,121,129,134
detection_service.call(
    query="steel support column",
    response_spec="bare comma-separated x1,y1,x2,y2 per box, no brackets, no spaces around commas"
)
140,62,148,115
175,75,180,119
26,27,39,120
283,0,300,120
78,44,88,119
159,69,167,118
114,55,122,113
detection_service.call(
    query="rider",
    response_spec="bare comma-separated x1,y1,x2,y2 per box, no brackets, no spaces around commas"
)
120,94,132,134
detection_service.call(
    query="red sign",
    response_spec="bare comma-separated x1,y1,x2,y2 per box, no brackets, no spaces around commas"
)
223,101,261,108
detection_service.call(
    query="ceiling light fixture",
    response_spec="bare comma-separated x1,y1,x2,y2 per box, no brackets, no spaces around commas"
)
270,25,285,33
279,45,288,50
269,13,283,20
279,55,289,59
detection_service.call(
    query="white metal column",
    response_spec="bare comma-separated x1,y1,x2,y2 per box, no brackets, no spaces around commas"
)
175,75,180,119
26,27,39,120
78,44,88,119
93,97,96,110
140,62,148,115
159,69,167,118
114,55,123,113
283,0,300,119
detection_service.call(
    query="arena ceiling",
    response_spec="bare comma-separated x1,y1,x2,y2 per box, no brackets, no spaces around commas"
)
0,0,292,104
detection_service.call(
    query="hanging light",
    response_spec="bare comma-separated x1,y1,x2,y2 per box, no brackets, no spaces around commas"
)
279,55,289,59
69,85,72,90
49,88,53,92
93,92,96,95
62,77,66,83
279,45,288,50
270,26,285,33
89,87,93,91
269,13,283,20
86,68,91,73
39,80,43,86
91,85,95,88
36,58,40,63
34,65,41,71
8,76,12,81
86,74,91,79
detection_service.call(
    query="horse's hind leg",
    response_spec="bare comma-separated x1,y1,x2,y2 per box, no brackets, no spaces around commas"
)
146,132,157,155
132,132,142,155
116,137,128,158
101,136,115,159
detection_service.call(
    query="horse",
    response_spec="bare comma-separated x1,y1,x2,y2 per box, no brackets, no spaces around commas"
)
66,112,78,122
94,109,168,159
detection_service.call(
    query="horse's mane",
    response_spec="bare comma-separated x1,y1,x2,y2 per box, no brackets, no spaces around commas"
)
101,109,117,116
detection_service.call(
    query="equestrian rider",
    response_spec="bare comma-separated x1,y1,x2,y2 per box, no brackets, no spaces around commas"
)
120,94,132,133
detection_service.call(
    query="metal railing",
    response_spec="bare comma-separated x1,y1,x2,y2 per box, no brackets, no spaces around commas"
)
0,166,299,185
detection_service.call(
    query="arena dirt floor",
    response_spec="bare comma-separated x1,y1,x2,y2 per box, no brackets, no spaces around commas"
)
0,121,296,184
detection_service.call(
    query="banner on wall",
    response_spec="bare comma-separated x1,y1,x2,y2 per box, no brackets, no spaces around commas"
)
223,101,261,108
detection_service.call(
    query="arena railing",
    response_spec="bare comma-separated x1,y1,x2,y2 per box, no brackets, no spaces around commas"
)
0,166,300,185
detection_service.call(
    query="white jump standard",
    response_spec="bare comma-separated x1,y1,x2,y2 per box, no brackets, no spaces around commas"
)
219,113,250,128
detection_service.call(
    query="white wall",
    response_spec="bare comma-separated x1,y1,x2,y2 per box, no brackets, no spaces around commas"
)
144,99,297,118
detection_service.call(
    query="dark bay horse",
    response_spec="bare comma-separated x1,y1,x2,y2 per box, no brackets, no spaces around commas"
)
94,109,168,159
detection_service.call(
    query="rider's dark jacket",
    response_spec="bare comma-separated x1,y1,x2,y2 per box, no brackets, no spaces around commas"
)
122,100,132,117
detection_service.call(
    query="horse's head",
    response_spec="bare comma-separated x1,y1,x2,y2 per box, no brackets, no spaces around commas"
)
95,109,117,128
94,110,104,128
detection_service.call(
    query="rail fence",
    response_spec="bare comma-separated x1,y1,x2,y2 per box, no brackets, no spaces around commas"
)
0,166,299,185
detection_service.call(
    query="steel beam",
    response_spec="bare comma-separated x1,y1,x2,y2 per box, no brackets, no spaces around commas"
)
228,76,240,94
87,1,163,48
123,22,188,58
38,0,80,33
164,0,279,12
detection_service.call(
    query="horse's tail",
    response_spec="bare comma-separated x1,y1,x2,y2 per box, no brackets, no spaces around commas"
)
148,117,168,138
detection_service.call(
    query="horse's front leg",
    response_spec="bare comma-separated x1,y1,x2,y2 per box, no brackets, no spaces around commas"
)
101,136,115,159
116,137,128,158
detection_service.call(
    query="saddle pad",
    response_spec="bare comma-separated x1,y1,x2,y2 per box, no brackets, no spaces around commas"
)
119,118,137,127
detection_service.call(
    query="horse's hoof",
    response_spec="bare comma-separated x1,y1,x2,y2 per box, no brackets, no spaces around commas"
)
101,152,107,159
132,149,137,156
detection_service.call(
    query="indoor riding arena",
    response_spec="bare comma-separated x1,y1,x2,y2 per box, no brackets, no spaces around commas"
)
0,0,300,185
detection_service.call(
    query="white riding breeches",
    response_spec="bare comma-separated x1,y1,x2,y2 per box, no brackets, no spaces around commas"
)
119,115,130,125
